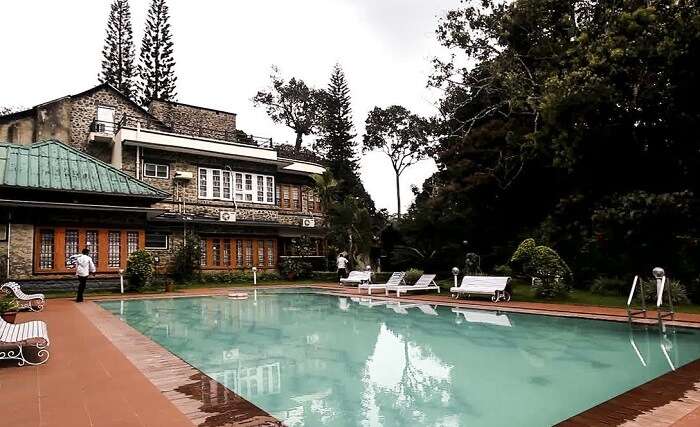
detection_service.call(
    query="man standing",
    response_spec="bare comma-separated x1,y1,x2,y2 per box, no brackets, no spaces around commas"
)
336,252,349,284
74,248,96,302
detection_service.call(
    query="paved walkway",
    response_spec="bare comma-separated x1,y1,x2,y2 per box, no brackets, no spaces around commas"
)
0,299,193,427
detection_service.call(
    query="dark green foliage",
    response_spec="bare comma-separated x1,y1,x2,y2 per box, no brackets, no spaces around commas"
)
99,0,136,99
640,278,690,306
138,0,177,106
171,236,201,283
316,64,375,211
405,268,424,286
399,0,700,293
311,271,339,282
510,239,572,298
493,264,512,277
590,276,629,296
200,271,281,284
126,250,154,290
0,294,19,313
252,67,323,151
279,258,313,280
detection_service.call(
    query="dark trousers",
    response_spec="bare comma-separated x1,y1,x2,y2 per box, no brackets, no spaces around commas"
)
337,268,347,282
76,275,88,302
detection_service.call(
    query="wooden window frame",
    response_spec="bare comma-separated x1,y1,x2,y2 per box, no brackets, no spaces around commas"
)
33,227,144,274
143,162,169,179
277,184,302,212
200,237,277,270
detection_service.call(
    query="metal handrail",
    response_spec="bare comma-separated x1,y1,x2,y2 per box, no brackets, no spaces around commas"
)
626,275,647,323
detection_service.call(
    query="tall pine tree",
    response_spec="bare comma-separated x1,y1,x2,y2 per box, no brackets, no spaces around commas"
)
317,64,374,209
99,0,136,99
138,0,177,106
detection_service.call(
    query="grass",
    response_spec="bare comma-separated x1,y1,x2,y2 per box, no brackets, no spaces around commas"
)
437,279,700,314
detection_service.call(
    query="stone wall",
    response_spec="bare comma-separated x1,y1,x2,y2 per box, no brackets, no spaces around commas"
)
148,100,237,141
35,98,72,144
8,223,33,280
0,114,35,145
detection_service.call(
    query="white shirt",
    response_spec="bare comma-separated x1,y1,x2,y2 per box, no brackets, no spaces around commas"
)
74,254,96,277
337,256,348,269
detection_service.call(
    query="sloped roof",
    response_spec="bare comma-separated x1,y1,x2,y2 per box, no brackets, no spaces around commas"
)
0,140,169,199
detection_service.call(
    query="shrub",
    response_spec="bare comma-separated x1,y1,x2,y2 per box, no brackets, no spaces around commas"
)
510,238,573,298
405,269,424,285
126,250,154,290
257,271,281,282
279,258,313,280
312,271,339,282
493,264,512,276
0,294,19,313
171,236,201,283
590,276,629,296
639,278,690,305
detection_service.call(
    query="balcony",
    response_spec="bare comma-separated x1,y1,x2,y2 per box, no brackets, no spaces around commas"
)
88,119,116,143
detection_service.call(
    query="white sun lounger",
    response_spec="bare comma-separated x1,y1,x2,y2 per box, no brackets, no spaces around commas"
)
452,307,512,327
386,274,440,297
1,282,45,312
360,272,405,295
450,276,511,302
340,271,371,286
358,298,390,308
0,316,51,366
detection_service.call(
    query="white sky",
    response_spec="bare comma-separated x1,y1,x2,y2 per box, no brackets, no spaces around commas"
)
0,0,458,213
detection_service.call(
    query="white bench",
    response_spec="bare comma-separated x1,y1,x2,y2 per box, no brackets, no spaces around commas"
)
386,274,440,297
1,282,45,312
450,276,511,302
0,316,50,366
360,272,405,295
340,271,371,286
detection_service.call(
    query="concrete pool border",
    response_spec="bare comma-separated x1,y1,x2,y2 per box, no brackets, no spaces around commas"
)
89,284,700,426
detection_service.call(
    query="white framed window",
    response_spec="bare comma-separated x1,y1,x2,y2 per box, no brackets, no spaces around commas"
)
198,167,275,203
143,162,169,179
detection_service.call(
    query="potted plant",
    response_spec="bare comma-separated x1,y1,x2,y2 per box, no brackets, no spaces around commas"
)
0,295,20,323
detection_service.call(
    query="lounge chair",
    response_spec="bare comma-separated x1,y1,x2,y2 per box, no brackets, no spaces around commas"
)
386,274,440,297
0,316,50,366
450,276,511,302
340,271,371,287
1,282,45,312
360,272,405,295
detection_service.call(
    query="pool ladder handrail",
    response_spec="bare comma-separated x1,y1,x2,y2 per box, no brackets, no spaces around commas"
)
626,275,647,323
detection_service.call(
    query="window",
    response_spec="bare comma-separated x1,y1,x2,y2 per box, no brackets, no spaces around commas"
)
307,190,321,212
277,184,302,211
143,163,169,179
34,228,142,273
198,167,275,203
64,230,79,267
200,239,207,266
145,232,169,249
199,238,277,270
257,176,264,202
96,106,115,134
39,230,54,270
86,231,99,266
127,232,139,256
108,231,121,268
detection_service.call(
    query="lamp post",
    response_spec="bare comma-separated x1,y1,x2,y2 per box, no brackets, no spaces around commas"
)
452,267,459,288
118,269,124,294
252,266,257,285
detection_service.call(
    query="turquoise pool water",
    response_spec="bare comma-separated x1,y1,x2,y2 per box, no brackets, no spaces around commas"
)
98,292,700,426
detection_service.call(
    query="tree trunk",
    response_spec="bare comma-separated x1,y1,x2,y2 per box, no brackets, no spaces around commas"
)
295,132,303,151
395,172,402,216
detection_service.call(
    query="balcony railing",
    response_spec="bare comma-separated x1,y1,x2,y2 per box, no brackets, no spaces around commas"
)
116,114,274,148
89,119,116,134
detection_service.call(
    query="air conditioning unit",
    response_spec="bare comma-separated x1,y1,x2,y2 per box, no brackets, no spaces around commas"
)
219,211,237,222
302,218,315,228
174,171,194,180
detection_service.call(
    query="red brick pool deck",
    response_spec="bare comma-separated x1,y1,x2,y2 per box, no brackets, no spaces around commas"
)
2,284,700,426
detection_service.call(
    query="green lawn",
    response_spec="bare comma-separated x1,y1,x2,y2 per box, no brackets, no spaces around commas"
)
437,279,700,314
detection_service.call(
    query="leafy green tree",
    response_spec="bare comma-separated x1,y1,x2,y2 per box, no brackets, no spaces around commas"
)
253,67,323,151
99,0,136,100
126,250,154,290
138,0,177,106
362,106,432,215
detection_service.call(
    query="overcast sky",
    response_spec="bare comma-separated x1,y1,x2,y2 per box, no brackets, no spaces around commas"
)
0,0,458,213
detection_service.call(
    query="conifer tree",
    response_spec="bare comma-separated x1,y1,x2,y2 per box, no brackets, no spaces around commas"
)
138,0,177,106
99,0,136,99
317,64,373,208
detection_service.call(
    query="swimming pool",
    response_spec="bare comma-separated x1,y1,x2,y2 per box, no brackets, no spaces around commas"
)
98,291,700,426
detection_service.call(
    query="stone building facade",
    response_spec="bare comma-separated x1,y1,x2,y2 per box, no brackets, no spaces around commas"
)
0,83,327,287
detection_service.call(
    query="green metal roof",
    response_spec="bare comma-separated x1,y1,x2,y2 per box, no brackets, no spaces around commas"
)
0,140,169,199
